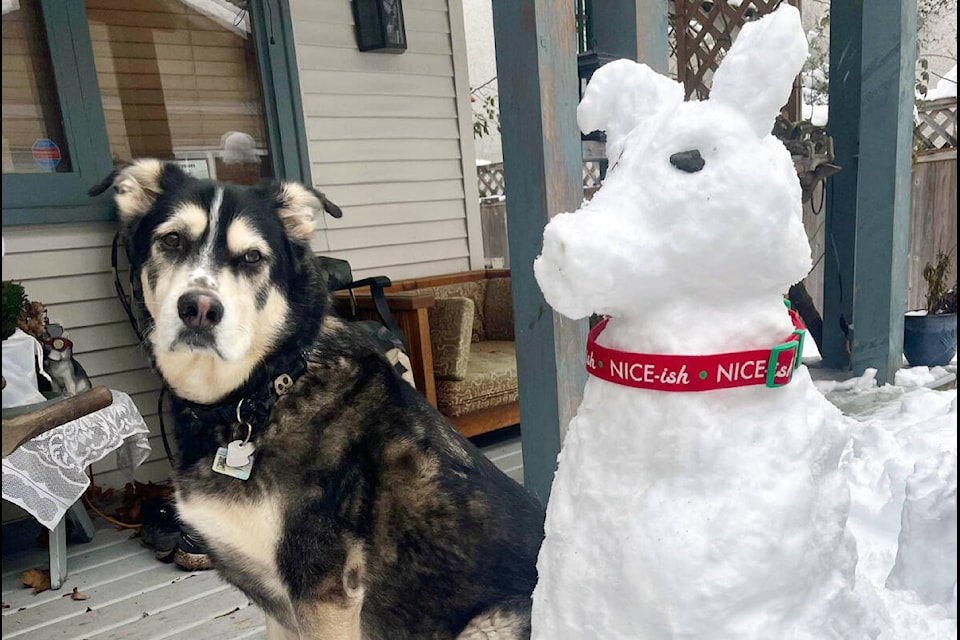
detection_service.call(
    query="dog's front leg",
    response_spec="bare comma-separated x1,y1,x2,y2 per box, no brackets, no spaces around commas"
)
291,542,366,639
265,614,301,640
292,596,364,640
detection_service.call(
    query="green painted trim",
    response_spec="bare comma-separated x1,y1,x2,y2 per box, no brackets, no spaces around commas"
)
276,0,312,184
63,0,115,179
3,201,114,226
249,0,310,184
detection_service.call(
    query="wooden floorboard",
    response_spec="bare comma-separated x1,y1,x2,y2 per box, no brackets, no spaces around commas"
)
0,522,256,640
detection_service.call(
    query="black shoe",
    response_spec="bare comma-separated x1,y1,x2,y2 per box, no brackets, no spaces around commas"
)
174,526,213,571
139,497,180,562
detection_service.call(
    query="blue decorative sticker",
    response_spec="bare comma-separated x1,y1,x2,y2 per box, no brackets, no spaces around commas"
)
32,138,61,170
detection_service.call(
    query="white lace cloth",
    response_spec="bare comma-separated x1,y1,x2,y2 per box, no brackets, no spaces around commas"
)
2,390,152,529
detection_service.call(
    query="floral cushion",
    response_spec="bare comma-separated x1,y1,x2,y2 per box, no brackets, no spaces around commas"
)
427,281,487,343
482,277,514,340
436,341,518,417
428,297,474,381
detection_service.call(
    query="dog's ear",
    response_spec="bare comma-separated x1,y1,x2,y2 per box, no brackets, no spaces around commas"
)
89,160,188,229
274,182,342,242
310,187,343,219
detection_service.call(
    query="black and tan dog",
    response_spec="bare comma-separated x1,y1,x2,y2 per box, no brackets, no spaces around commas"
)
92,160,545,639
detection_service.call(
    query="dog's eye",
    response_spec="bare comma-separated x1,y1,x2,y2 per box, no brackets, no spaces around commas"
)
243,250,262,264
160,232,181,249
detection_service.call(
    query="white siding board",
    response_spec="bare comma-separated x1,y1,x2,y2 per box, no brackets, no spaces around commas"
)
46,298,131,330
2,223,116,252
302,94,456,119
292,22,452,55
307,116,460,141
309,139,462,162
403,11,454,33
24,273,119,305
68,321,141,353
323,200,466,228
91,369,161,397
324,179,464,207
298,46,454,76
324,238,468,271
288,0,354,24
80,345,153,378
362,257,471,282
405,0,449,10
299,69,454,97
327,219,467,251
314,159,462,186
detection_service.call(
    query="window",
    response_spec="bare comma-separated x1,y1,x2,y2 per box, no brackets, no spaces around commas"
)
1,0,309,225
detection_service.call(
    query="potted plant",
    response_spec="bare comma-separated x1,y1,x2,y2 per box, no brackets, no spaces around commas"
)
2,280,29,341
903,250,958,367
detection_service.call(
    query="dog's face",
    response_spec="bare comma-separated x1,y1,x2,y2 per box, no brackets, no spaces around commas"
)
95,159,340,404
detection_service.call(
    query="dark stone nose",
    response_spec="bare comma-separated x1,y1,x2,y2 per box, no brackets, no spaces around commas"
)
669,149,705,173
177,291,224,329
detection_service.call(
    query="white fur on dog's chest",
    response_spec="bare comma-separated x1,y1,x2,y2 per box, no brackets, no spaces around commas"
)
175,490,287,595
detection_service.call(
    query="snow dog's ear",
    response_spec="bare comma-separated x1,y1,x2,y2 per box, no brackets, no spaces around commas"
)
273,182,342,243
710,4,808,138
577,58,684,165
89,159,189,231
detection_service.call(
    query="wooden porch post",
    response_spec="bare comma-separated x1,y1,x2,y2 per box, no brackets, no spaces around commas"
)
491,0,586,505
589,0,669,73
822,0,916,384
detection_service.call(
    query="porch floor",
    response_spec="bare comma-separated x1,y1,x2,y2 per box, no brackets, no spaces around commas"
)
2,525,266,640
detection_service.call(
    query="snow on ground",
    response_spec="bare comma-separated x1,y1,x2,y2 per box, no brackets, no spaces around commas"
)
815,360,957,639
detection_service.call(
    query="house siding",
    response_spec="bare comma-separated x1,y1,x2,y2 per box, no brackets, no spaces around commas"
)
2,0,485,518
290,0,484,278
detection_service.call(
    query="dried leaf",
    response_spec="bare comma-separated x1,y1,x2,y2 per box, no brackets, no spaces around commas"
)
20,568,51,593
62,587,87,601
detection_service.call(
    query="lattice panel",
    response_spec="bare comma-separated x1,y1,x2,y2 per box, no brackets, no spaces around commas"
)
914,97,958,152
583,162,603,187
477,162,606,198
671,0,802,121
478,164,506,198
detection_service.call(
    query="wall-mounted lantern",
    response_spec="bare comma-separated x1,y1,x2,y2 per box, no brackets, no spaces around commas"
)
351,0,407,53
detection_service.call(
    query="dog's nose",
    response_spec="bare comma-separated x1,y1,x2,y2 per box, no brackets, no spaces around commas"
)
177,291,224,329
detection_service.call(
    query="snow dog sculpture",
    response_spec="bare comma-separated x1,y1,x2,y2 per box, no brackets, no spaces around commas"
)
532,6,874,639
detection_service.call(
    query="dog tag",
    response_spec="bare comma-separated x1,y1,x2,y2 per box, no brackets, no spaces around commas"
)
212,445,255,480
226,440,256,467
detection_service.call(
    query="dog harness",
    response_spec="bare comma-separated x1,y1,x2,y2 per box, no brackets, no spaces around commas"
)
586,307,806,392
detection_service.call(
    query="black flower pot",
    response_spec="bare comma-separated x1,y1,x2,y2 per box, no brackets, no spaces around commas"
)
903,312,958,367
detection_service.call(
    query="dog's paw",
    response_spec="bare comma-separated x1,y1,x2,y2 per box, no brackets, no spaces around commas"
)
456,597,532,640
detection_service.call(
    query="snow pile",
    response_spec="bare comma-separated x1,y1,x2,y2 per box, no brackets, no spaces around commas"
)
828,370,958,639
531,4,956,638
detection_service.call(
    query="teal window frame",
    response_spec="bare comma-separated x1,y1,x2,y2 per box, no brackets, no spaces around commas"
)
2,0,310,226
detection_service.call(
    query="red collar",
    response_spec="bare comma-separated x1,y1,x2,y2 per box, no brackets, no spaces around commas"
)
586,310,806,392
